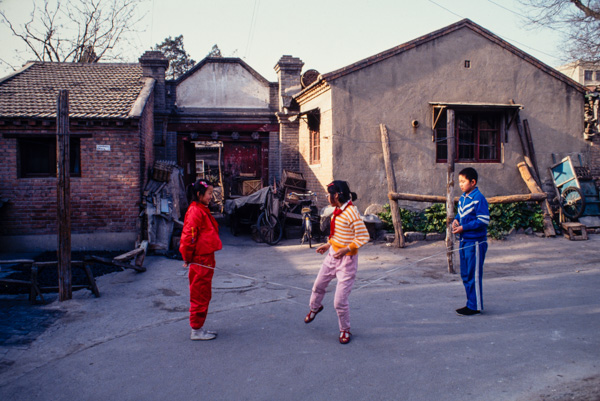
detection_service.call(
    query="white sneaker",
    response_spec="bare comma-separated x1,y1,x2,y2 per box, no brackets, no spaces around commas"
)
190,328,217,341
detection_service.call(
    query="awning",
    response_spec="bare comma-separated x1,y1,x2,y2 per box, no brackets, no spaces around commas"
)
429,102,523,129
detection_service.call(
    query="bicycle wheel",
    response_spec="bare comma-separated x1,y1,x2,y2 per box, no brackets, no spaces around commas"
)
257,212,283,245
561,186,585,220
303,214,313,248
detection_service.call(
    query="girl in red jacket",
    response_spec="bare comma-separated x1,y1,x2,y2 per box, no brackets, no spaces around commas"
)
179,179,222,341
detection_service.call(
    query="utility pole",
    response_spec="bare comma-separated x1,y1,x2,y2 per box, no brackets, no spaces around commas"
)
57,90,72,301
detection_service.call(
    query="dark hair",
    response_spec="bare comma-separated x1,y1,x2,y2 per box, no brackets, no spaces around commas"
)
459,167,478,183
186,179,212,203
327,180,357,204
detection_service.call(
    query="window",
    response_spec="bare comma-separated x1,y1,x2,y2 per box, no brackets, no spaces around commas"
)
18,137,81,178
584,70,594,81
435,111,501,163
595,71,600,81
307,111,320,164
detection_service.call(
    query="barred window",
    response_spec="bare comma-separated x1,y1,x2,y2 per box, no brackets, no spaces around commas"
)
435,111,500,163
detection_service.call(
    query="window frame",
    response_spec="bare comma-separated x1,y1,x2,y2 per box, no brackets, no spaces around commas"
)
435,110,502,163
18,136,81,178
307,111,321,165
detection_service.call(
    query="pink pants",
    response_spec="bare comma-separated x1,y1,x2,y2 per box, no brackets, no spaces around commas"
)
189,254,215,330
309,249,358,331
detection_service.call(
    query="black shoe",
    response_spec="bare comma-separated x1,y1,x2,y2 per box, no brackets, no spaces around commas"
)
456,306,481,316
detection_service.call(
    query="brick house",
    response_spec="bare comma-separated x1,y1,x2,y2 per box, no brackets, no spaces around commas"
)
291,19,595,211
153,55,304,194
0,51,308,251
0,54,159,252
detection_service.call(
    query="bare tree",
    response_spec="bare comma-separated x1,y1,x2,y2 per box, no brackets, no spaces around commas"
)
0,0,146,67
520,0,600,62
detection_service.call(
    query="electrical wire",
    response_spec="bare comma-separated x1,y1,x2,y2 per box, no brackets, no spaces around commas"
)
244,0,260,59
426,0,562,62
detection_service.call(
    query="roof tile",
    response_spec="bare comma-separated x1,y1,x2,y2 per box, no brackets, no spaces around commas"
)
0,62,145,119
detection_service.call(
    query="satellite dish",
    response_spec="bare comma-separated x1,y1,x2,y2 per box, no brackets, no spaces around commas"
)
301,69,320,88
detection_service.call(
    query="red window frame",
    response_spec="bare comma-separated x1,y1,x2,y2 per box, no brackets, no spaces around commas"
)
307,111,320,164
435,111,501,163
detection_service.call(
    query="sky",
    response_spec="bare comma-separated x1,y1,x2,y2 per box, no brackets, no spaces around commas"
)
0,0,567,82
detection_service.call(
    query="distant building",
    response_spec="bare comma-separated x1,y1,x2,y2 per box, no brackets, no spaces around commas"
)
557,61,600,89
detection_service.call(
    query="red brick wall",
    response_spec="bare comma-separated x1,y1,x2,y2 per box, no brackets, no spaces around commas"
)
140,91,155,190
0,122,145,237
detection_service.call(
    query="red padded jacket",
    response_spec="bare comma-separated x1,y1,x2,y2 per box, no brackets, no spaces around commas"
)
179,202,222,263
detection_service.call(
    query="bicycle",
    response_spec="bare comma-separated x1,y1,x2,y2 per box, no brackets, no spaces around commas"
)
289,191,321,248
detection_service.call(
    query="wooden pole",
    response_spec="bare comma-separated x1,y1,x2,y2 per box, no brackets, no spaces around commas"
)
445,109,455,274
517,162,556,237
522,119,541,181
389,192,546,204
218,143,224,213
380,124,405,248
57,90,72,301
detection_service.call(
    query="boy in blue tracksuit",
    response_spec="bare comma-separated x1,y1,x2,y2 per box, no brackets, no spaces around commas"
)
452,167,489,316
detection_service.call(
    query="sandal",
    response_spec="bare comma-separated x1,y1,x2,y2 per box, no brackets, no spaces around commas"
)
304,305,324,323
339,330,352,344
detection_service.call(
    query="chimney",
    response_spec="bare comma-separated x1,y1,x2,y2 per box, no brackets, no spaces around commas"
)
274,55,304,112
139,51,169,112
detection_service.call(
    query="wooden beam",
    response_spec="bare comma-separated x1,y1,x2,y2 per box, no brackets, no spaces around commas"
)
57,90,72,301
380,124,405,248
522,119,541,181
518,162,556,237
389,192,547,204
445,109,456,274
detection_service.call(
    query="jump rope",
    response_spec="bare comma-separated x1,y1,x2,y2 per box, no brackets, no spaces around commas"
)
187,240,486,297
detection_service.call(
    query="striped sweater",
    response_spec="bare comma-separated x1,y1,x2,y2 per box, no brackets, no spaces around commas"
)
328,202,370,255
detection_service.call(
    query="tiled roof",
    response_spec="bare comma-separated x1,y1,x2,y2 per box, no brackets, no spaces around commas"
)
0,62,147,119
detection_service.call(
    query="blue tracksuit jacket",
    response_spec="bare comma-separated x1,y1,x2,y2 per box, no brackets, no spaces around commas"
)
455,187,489,311
455,187,489,241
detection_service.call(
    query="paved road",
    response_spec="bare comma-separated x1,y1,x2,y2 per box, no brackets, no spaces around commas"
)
0,232,599,400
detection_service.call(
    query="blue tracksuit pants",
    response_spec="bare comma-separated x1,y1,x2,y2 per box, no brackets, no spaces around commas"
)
459,239,487,311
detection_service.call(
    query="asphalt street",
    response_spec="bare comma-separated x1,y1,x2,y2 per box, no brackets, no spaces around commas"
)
0,231,599,401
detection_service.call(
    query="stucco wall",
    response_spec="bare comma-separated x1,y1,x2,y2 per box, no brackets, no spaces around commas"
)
297,87,333,208
323,27,588,212
176,63,271,109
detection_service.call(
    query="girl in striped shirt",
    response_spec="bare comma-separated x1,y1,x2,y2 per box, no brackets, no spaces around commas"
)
304,180,370,344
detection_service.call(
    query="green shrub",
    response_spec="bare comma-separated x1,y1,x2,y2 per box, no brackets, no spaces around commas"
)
378,204,421,232
378,202,544,240
378,203,446,233
487,202,544,239
421,203,447,233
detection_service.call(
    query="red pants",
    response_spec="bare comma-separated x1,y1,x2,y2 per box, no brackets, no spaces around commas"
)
189,254,215,330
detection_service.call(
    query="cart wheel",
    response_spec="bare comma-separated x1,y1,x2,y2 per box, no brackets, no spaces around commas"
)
561,186,586,220
257,212,283,245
